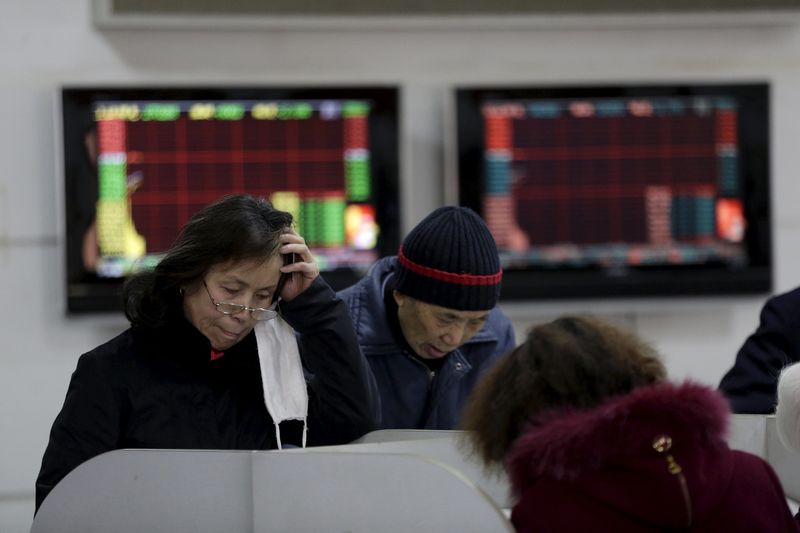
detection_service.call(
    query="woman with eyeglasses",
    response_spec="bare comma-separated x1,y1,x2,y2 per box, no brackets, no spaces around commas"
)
35,194,376,512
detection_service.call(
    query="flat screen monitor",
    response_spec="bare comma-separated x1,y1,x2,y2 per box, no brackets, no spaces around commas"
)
62,86,400,313
455,83,771,299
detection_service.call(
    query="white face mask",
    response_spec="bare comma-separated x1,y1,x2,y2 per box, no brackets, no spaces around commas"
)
254,316,308,449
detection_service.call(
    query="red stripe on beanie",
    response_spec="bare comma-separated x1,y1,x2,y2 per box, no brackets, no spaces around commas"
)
398,246,502,286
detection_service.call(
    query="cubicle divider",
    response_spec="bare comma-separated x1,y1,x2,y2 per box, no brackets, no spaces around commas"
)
768,420,800,502
728,415,800,502
31,449,255,533
30,415,800,532
303,429,511,508
304,419,800,510
30,448,513,533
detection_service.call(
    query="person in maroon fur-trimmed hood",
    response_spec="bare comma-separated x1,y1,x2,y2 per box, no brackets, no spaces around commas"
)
461,315,798,533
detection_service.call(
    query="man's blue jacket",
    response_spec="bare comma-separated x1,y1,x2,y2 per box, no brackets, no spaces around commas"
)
338,256,516,429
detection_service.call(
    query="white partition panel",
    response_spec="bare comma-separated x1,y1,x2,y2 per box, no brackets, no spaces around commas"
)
729,414,800,502
354,429,459,443
31,449,255,533
728,414,768,458
766,417,800,501
298,431,512,508
30,448,512,533
251,452,512,532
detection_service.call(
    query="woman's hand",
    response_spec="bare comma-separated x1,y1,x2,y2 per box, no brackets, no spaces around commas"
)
277,230,319,302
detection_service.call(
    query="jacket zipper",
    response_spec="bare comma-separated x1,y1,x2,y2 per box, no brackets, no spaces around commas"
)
672,463,693,527
652,434,693,527
407,354,436,427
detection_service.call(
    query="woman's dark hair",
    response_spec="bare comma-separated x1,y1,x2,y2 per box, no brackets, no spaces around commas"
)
123,194,293,329
460,314,666,468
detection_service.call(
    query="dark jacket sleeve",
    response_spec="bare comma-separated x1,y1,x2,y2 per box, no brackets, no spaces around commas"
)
281,276,377,445
719,289,800,414
35,352,123,512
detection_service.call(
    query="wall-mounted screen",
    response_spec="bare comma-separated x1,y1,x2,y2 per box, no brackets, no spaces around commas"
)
455,83,771,299
62,86,400,313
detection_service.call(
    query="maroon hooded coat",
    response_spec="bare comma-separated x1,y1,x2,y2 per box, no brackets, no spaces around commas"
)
507,382,798,532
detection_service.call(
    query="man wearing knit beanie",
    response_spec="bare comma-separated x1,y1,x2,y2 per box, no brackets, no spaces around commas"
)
338,206,516,429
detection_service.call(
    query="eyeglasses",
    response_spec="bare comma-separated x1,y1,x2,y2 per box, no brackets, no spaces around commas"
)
202,281,278,321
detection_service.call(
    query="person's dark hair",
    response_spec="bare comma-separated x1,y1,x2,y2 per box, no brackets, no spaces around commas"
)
460,314,666,468
123,194,293,329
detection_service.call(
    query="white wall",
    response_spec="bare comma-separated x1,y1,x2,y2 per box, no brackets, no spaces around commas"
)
4,1,800,530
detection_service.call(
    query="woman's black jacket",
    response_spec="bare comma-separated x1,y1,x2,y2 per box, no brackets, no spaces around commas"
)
35,277,376,511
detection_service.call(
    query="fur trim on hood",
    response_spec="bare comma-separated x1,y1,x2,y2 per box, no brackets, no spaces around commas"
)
507,381,730,493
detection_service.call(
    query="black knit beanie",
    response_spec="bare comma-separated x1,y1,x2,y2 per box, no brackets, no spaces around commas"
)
395,206,502,311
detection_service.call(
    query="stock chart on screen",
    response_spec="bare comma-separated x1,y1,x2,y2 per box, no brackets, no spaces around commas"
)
456,84,770,299
62,87,399,312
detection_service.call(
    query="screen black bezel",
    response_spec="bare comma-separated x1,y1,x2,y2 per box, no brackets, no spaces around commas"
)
455,82,772,300
62,85,401,313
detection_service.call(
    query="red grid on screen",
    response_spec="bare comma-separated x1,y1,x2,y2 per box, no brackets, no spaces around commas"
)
122,115,346,253
486,109,727,248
